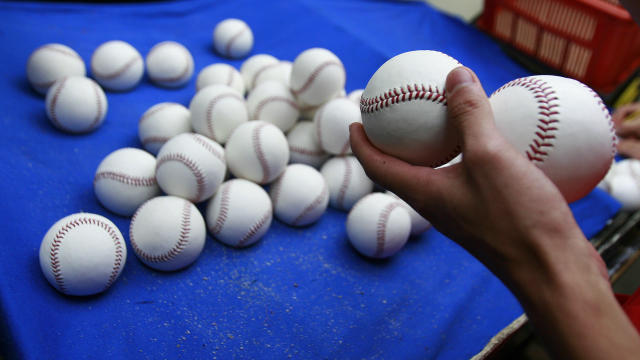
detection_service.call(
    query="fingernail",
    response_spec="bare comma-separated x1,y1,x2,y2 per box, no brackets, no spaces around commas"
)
446,67,475,94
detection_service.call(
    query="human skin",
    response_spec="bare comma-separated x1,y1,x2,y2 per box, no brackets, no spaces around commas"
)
612,102,640,158
350,67,640,359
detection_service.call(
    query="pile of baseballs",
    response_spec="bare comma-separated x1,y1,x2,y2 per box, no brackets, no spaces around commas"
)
598,159,640,210
34,19,431,296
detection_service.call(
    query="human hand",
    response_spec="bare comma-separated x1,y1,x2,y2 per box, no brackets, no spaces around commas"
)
614,103,640,159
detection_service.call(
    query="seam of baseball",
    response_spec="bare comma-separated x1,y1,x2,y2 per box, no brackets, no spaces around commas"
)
130,200,192,264
251,62,279,89
492,77,559,163
237,208,271,247
94,171,157,187
225,26,248,58
210,182,232,235
149,43,191,83
141,136,170,146
206,93,244,140
29,45,83,88
360,84,447,114
292,182,329,226
336,157,352,210
50,217,124,293
339,135,350,155
375,202,402,257
156,153,206,202
48,78,68,131
253,122,271,183
291,60,344,96
189,133,225,163
139,103,175,125
581,83,618,157
289,144,325,157
252,96,299,120
89,81,104,131
270,174,285,211
92,55,141,80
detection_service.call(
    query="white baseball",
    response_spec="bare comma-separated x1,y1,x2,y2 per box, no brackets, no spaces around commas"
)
129,196,206,271
246,80,299,132
146,41,194,88
206,179,273,247
290,48,346,106
90,40,144,91
250,60,292,90
39,213,126,296
189,84,248,144
385,191,431,236
609,175,640,211
287,121,329,168
347,89,364,105
225,121,289,184
347,193,411,258
240,54,279,91
296,89,345,120
361,50,461,167
489,75,617,202
320,156,374,211
138,102,192,155
596,159,618,193
196,63,245,94
94,148,160,216
314,97,362,155
27,43,86,95
213,18,254,59
45,76,108,133
156,133,226,203
269,164,329,227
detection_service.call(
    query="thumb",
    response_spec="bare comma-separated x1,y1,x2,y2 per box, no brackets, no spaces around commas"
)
445,67,496,152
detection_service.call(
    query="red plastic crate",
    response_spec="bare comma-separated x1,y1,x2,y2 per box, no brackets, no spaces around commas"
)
477,0,640,94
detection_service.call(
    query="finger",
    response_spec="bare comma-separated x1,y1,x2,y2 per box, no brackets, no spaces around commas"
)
445,66,497,153
617,139,640,159
612,103,640,126
616,118,640,138
349,123,439,201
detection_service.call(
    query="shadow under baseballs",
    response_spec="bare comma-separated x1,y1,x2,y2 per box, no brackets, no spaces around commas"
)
14,76,41,100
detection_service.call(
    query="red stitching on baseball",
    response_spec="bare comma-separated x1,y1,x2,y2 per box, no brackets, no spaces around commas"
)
139,103,175,125
360,84,447,113
210,182,232,235
336,157,352,210
375,202,402,257
91,55,141,80
252,96,299,120
141,136,170,146
289,144,325,157
292,182,329,226
50,217,124,293
148,42,191,83
237,209,271,247
205,93,244,140
48,78,68,131
156,153,206,202
253,122,271,183
291,61,344,97
225,26,248,58
339,137,350,155
251,62,280,89
94,171,157,187
89,81,104,131
130,200,192,263
189,133,225,163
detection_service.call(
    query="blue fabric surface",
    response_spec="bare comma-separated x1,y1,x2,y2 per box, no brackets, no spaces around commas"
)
0,0,620,359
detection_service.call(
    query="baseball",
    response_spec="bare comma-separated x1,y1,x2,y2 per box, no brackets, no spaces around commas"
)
609,175,640,211
346,193,411,258
347,89,364,105
290,48,346,106
250,60,292,90
138,102,192,155
287,121,329,168
196,63,245,94
320,156,374,211
361,50,461,167
489,75,617,202
246,80,299,132
240,54,279,91
27,43,86,95
39,213,126,296
129,196,206,271
269,164,329,227
146,41,194,88
90,40,144,91
206,179,273,247
213,18,254,59
156,133,226,203
386,191,431,236
314,97,362,155
45,76,108,133
94,148,160,216
297,89,345,120
189,84,248,144
225,120,289,184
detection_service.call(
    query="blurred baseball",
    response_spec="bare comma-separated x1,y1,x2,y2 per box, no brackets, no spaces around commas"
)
94,148,160,216
361,50,461,167
314,97,362,155
347,89,364,105
246,80,299,132
45,76,107,133
146,41,194,87
490,75,617,202
270,164,329,226
347,193,411,258
156,133,226,203
290,48,346,106
225,121,289,184
196,63,245,94
386,191,431,236
320,156,374,211
206,179,273,247
27,43,86,95
138,102,192,155
39,213,126,296
213,18,254,59
609,175,640,211
287,121,329,168
90,40,144,91
240,54,279,91
129,196,206,271
189,84,248,144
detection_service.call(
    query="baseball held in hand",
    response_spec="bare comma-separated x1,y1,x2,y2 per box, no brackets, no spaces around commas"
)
360,50,461,167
